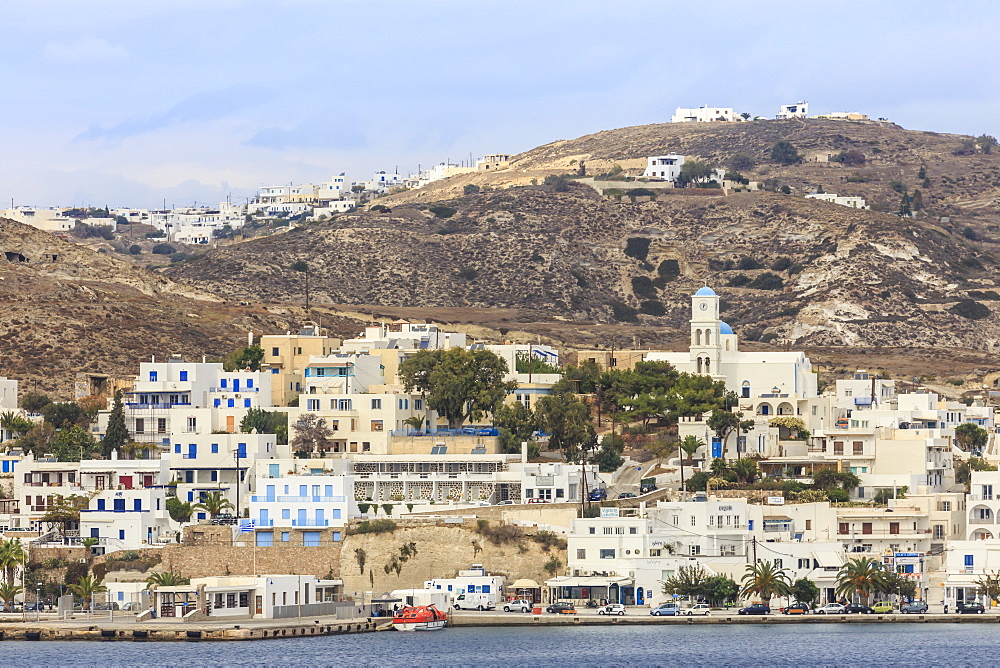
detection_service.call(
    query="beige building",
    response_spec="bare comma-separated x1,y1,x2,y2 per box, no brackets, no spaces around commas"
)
260,323,341,406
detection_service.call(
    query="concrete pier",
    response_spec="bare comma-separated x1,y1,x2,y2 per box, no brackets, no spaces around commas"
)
450,611,1000,626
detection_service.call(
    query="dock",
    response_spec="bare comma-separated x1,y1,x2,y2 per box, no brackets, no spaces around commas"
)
450,611,1000,626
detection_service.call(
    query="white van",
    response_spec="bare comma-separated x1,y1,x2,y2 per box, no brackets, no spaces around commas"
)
453,593,496,610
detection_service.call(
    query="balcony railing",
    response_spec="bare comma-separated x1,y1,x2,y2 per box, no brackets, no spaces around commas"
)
968,517,995,525
251,495,346,503
291,519,330,527
838,528,932,536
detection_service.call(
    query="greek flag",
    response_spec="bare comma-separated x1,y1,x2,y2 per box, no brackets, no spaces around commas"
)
240,520,255,533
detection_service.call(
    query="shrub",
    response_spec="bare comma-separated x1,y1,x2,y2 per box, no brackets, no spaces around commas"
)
475,521,526,545
463,184,481,195
532,530,567,552
728,274,751,287
144,230,166,239
748,273,784,290
657,259,680,281
623,237,651,261
639,300,666,316
457,267,479,280
543,174,571,192
128,245,141,255
737,256,761,271
833,150,866,167
780,185,792,194
346,519,398,535
625,187,657,198
631,276,656,298
963,227,980,241
760,332,779,343
610,301,639,323
826,488,849,503
728,154,756,172
771,256,792,272
151,243,175,255
770,141,801,165
951,300,991,320
429,206,456,219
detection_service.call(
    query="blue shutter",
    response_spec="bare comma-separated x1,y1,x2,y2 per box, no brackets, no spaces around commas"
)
244,399,251,408
966,555,975,567
114,498,125,512
237,443,247,458
133,499,142,511
297,509,307,526
269,464,279,478
179,371,188,381
97,499,106,511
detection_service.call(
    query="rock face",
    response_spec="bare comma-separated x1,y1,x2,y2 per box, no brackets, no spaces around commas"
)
0,217,362,398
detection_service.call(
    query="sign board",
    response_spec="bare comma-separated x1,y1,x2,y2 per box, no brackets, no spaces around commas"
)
600,507,620,518
767,497,785,505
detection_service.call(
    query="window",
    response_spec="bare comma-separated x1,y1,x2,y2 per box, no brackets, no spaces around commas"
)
282,509,290,519
629,526,637,534
853,441,863,455
798,558,811,569
845,389,852,397
174,444,181,453
805,520,812,530
555,489,564,498
307,399,320,411
650,549,661,557
691,516,696,526
965,554,975,568
933,525,945,539
149,371,157,382
371,420,383,432
672,516,679,525
577,549,586,559
838,522,849,535
303,531,321,547
588,527,595,534
689,545,701,555
773,559,783,568
256,532,273,547
414,399,423,410
210,471,218,482
371,398,382,410
272,347,279,356
834,441,844,455
211,443,219,454
338,399,352,410
179,371,188,382
281,532,290,542
983,485,993,501
157,418,167,433
135,418,145,434
940,501,952,512
187,416,197,432
599,549,616,559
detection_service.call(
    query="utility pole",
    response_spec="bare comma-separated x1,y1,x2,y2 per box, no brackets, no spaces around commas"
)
752,536,758,564
234,448,241,520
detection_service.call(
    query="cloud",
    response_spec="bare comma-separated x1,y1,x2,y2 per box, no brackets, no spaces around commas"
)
43,36,127,65
76,86,273,142
245,114,368,151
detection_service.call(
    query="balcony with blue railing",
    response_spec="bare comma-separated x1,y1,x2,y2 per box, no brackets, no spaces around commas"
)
126,402,191,409
388,427,499,438
291,519,331,527
251,495,346,503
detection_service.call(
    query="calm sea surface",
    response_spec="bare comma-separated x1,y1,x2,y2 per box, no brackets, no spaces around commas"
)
0,624,991,666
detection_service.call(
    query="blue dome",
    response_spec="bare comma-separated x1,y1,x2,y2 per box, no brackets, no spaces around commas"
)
694,286,716,296
719,321,734,335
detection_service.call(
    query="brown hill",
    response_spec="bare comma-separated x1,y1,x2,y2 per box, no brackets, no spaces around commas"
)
0,218,363,399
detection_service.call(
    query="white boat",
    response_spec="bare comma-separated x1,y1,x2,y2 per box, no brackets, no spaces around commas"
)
392,604,448,631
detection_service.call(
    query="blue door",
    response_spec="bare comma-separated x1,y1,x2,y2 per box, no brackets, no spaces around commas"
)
188,443,197,459
233,378,240,392
268,464,279,478
113,498,126,512
711,437,723,459
259,509,269,527
297,509,307,526
266,484,275,502
316,509,325,526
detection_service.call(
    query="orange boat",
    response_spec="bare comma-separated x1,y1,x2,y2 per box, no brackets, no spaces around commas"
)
392,604,449,631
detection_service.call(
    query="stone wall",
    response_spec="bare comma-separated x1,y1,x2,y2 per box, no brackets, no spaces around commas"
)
157,543,343,580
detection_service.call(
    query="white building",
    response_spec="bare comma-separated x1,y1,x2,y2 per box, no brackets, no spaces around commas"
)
150,574,338,619
642,154,685,181
425,564,506,607
476,154,511,172
0,207,76,232
250,467,356,534
340,321,467,355
0,376,17,410
776,101,809,119
805,192,868,209
79,486,176,552
671,107,737,123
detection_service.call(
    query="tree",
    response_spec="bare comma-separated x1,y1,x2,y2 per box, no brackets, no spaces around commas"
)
151,243,176,255
494,401,538,455
769,416,809,440
792,578,820,606
707,408,754,455
290,413,334,456
675,160,716,187
20,393,52,413
898,191,912,217
101,391,129,458
836,557,887,605
662,564,710,599
593,436,624,473
740,560,793,605
812,469,861,492
463,184,481,195
911,189,924,212
240,408,288,444
973,570,1000,604
0,538,26,584
956,423,989,453
224,344,264,372
291,260,310,310
14,422,56,456
68,575,107,611
51,425,98,462
0,581,22,610
667,374,729,422
193,491,233,518
702,575,739,607
957,456,997,488
40,495,89,531
977,134,998,154
165,497,194,523
833,150,866,167
678,436,705,490
0,412,33,438
399,348,516,428
770,141,801,166
40,402,87,430
730,458,760,484
535,392,593,462
146,571,190,588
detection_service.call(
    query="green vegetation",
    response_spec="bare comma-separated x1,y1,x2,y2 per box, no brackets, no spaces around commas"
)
240,408,288,444
638,300,666,316
165,497,194,523
631,276,656,298
770,141,801,165
623,237,651,261
346,519,398,535
429,205,457,218
740,560,792,605
956,423,989,452
951,299,991,320
747,273,784,290
609,301,639,322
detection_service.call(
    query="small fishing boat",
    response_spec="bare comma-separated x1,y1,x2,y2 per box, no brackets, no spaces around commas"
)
392,604,448,631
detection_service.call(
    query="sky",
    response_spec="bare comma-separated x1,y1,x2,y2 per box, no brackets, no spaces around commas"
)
3,0,998,209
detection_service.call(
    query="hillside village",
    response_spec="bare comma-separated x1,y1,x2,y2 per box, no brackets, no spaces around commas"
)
4,99,1000,623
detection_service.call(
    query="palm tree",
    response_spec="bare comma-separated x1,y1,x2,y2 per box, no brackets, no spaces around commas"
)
730,458,760,484
193,491,234,518
68,575,107,611
0,538,27,584
740,560,793,606
835,557,887,605
0,581,23,611
145,571,190,589
678,436,704,491
81,536,99,558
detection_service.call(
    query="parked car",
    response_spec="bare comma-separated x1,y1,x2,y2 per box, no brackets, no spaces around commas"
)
453,593,495,611
639,484,657,494
684,603,712,616
617,492,637,499
211,513,237,525
588,489,607,502
844,604,875,614
546,602,576,614
738,603,770,616
23,602,41,612
871,601,895,614
650,602,681,616
958,602,986,614
503,599,532,613
93,602,120,611
496,500,516,506
815,603,846,614
899,601,929,614
526,498,550,504
783,602,810,615
598,603,626,616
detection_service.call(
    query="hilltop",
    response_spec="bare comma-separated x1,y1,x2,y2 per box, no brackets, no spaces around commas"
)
0,218,363,398
168,116,1000,359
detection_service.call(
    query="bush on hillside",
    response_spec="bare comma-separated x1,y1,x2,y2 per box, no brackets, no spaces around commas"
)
623,237,650,261
151,243,176,255
951,300,991,320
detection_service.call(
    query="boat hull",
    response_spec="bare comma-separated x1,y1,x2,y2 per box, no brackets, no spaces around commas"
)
393,619,447,632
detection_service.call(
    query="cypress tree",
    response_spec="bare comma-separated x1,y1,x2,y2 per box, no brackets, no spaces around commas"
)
102,391,130,458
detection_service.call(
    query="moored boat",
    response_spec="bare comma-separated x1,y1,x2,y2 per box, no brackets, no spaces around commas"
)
392,604,448,631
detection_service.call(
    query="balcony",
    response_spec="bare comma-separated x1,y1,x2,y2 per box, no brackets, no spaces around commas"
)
968,517,995,525
838,528,932,536
251,495,346,503
291,519,330,527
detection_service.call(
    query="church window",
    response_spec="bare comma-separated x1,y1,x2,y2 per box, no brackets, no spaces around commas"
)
704,358,711,372
741,381,750,399
705,329,711,345
695,329,702,346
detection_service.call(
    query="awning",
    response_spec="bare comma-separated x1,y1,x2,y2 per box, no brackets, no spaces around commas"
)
545,575,632,588
763,516,792,522
371,592,402,603
511,579,540,589
812,551,843,568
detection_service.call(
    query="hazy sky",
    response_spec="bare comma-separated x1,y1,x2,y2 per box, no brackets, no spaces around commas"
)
4,0,998,208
